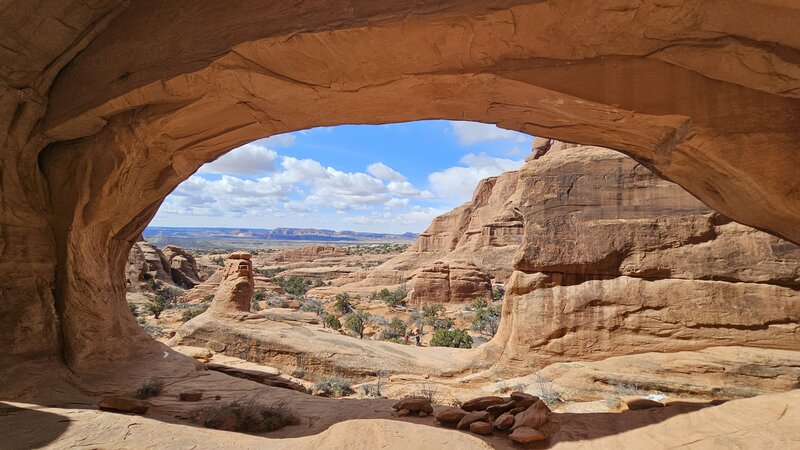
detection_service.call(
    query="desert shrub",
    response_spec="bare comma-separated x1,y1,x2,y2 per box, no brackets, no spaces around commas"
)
210,256,224,266
201,294,215,303
253,289,267,301
469,297,488,310
414,382,438,403
314,279,325,287
432,317,455,331
135,377,164,399
146,295,170,319
275,275,310,297
430,328,473,349
387,337,410,345
471,304,501,336
251,300,262,312
380,317,408,340
610,380,640,396
300,298,324,314
512,383,529,392
323,314,341,330
128,302,138,316
267,296,289,308
375,286,408,308
254,267,285,278
333,292,353,314
314,376,354,397
421,304,445,328
202,398,299,433
181,304,208,322
344,310,371,339
362,383,380,397
492,284,505,301
534,373,562,406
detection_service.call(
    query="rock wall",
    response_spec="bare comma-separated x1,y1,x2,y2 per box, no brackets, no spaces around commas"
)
484,142,800,370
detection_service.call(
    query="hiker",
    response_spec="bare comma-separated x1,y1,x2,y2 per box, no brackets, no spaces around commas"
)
415,333,421,346
403,332,410,343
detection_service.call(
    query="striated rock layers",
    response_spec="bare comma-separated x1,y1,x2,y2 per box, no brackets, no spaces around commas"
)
482,142,800,370
126,240,204,290
271,246,349,263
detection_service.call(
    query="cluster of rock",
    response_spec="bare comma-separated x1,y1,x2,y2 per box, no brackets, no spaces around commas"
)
393,392,552,444
126,239,205,290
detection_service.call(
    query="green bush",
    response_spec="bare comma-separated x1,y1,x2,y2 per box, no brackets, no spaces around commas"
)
432,317,455,331
146,295,170,319
374,286,408,308
333,292,353,314
314,376,354,397
323,314,341,330
380,317,408,340
201,294,215,303
492,284,505,301
300,298,325,314
180,305,208,322
470,297,488,310
344,310,371,339
128,302,138,316
472,304,501,336
275,275,311,297
253,289,267,301
421,304,445,329
430,328,473,348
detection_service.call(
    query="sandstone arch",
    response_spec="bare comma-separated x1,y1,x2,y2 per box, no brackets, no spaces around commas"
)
1,1,799,380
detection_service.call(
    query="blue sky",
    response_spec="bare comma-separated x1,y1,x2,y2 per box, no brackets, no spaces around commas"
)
152,120,532,233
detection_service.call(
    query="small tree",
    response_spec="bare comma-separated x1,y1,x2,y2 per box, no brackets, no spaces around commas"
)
380,317,407,340
376,286,408,308
323,314,341,330
421,303,445,329
430,328,473,348
334,292,353,314
344,310,371,339
146,295,170,319
253,289,267,301
433,317,455,331
472,304,501,336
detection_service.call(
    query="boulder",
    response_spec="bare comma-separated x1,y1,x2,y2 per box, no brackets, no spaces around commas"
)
486,401,516,418
493,412,514,430
509,427,547,444
461,396,507,412
434,407,468,426
97,397,151,414
511,400,551,431
392,397,433,414
510,392,538,403
469,421,493,435
456,411,492,430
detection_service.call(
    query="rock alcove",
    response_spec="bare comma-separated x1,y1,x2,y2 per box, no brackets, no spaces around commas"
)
1,2,799,446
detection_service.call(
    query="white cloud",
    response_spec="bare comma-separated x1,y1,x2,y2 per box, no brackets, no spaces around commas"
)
450,121,527,146
199,143,278,176
385,198,410,208
367,162,406,182
344,206,444,227
428,153,522,203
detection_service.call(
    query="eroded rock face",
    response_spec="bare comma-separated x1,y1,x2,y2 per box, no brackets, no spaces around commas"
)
208,253,254,314
484,143,800,370
408,261,492,305
126,240,205,291
272,246,349,263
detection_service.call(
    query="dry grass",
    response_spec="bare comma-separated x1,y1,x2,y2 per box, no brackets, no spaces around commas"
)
202,398,299,433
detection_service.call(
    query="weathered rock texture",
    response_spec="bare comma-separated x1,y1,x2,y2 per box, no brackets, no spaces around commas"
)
126,240,204,290
483,143,800,370
207,253,254,315
1,1,800,401
407,261,493,305
271,245,349,263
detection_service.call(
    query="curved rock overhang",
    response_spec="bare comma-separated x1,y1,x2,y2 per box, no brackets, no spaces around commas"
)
1,0,799,375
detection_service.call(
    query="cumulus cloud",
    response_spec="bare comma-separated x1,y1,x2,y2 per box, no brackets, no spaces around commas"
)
344,206,444,227
199,143,279,176
428,153,522,203
367,162,406,182
450,121,528,146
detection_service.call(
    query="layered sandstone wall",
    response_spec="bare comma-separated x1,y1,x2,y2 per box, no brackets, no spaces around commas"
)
483,143,800,370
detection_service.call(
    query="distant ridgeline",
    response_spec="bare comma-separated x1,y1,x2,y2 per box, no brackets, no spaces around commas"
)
143,227,417,243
